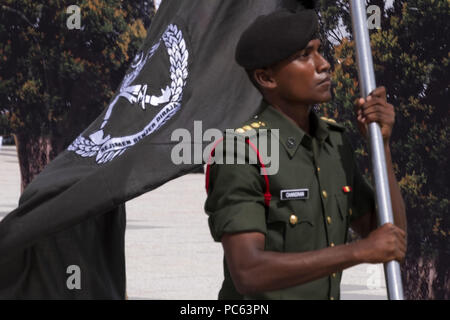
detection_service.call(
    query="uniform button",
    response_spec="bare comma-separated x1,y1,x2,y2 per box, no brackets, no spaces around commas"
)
330,296,335,300
317,167,321,172
349,208,353,216
332,273,337,278
322,190,328,198
289,214,298,225
330,242,335,247
286,137,296,148
327,216,332,224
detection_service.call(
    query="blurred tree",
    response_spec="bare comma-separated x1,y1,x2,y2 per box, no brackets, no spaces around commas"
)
318,0,449,299
0,0,153,190
0,111,10,137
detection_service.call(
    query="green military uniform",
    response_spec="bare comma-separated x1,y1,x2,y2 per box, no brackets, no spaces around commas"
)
204,101,375,300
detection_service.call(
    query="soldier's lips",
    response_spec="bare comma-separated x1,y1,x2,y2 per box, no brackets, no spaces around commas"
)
317,78,331,87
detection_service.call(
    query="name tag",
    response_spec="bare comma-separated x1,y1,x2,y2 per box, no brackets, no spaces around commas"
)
280,189,309,200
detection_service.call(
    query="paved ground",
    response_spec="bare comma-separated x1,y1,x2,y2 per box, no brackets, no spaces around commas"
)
0,145,387,299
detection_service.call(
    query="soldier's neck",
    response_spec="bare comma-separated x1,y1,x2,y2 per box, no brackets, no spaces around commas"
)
270,100,312,135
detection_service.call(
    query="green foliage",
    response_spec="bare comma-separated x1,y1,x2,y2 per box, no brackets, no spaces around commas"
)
0,0,152,144
318,0,449,288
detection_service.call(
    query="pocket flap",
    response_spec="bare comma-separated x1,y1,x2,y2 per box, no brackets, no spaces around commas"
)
267,201,314,226
335,194,349,220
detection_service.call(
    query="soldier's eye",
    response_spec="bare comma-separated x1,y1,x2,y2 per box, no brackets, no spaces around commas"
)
298,50,310,58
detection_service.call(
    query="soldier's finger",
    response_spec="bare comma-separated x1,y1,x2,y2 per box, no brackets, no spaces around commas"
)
395,227,407,240
364,113,395,127
354,98,365,111
361,109,386,123
385,103,395,112
397,226,406,236
369,86,386,99
357,112,364,121
362,104,394,118
362,97,386,109
396,232,407,249
399,243,407,256
396,251,406,264
361,104,383,114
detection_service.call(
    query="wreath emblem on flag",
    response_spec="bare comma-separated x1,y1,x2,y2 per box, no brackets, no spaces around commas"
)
68,24,189,164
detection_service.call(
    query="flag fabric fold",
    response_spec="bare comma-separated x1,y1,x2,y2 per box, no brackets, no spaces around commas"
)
0,0,312,299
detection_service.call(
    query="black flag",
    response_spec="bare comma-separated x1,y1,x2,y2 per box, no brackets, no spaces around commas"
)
0,0,314,299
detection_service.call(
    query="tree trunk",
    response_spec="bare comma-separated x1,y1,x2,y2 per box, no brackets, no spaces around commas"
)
403,250,450,300
14,132,64,192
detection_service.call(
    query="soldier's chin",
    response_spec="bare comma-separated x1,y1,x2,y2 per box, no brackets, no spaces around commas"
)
313,91,332,104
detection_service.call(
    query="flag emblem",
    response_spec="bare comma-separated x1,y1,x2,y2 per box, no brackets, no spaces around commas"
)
342,186,352,193
68,24,189,164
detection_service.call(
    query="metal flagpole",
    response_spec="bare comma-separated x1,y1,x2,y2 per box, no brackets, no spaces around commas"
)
349,0,404,300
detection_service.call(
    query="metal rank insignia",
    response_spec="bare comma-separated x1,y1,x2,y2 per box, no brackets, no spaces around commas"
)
342,186,352,193
234,121,266,134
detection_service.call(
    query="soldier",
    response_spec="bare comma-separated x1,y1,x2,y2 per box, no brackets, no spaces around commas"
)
204,9,407,300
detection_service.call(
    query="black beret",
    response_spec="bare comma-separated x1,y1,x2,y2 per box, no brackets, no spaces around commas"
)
235,9,319,70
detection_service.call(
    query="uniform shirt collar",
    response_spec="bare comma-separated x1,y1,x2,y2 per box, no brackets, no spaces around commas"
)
257,101,331,158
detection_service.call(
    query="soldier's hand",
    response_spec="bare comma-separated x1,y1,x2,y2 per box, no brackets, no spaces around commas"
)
354,86,395,143
355,223,406,264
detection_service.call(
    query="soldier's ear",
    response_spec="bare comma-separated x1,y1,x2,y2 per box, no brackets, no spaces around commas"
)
253,68,277,90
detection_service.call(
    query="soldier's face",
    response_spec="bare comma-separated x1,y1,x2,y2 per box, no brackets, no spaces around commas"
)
270,39,332,104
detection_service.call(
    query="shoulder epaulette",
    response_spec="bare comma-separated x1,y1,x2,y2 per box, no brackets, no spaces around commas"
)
320,117,345,132
234,121,266,134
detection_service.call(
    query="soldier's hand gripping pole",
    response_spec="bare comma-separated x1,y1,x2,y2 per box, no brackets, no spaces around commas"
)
349,0,404,300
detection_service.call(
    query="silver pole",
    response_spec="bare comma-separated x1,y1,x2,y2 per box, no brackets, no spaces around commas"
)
349,0,404,300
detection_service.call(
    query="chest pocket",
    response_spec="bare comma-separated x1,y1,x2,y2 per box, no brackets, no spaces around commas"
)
336,194,350,219
335,193,351,243
265,200,315,253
